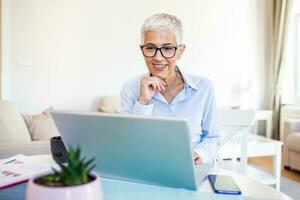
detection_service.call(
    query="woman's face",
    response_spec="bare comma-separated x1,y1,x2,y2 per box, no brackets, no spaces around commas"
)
142,29,185,80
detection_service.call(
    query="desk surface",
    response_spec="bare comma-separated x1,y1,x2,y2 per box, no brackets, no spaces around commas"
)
0,155,292,200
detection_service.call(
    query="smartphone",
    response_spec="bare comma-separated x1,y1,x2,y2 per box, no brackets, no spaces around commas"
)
208,174,241,195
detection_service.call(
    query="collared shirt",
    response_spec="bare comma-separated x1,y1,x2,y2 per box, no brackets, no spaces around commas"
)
120,67,219,163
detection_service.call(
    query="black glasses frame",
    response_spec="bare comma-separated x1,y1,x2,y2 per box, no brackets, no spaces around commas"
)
140,45,181,58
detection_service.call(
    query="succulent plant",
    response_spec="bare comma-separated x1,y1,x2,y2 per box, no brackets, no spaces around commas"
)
40,146,96,186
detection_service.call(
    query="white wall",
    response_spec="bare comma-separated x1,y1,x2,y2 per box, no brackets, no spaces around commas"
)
2,0,270,114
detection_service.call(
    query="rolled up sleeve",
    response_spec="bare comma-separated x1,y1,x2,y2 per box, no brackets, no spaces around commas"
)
132,99,153,115
120,83,153,115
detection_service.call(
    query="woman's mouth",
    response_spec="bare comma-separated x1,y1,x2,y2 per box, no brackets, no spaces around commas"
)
153,64,167,69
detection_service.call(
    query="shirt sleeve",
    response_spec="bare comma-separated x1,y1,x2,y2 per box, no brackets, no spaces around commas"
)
193,81,220,163
120,83,153,115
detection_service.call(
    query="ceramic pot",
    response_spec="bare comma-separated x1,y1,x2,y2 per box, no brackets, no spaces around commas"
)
25,173,103,200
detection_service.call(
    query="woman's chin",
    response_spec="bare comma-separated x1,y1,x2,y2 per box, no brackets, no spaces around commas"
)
153,73,167,80
150,70,168,79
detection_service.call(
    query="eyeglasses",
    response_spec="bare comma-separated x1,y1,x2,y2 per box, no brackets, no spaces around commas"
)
140,45,181,58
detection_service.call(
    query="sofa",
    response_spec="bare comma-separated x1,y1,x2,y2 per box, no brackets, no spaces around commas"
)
282,118,300,171
0,96,120,159
0,101,59,159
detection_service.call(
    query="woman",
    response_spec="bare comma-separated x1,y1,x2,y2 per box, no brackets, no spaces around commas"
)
120,13,219,164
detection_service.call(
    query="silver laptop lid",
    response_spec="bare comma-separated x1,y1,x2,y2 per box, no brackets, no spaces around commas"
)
51,111,198,190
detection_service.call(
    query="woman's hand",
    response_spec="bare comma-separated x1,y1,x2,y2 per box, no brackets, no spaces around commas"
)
138,76,166,105
193,151,202,165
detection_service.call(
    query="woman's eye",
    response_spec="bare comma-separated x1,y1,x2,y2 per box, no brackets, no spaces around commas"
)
145,46,156,50
163,47,174,51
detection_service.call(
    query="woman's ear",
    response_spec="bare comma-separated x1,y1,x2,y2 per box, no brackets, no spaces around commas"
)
177,44,186,60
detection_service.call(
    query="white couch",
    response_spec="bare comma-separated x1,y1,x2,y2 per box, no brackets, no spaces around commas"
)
283,119,300,171
0,101,59,159
0,96,119,159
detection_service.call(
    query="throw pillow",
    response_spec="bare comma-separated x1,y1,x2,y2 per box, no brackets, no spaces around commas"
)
23,107,60,141
0,101,31,141
98,96,121,113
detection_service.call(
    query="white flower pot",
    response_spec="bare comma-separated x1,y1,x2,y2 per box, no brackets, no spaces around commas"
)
25,173,103,200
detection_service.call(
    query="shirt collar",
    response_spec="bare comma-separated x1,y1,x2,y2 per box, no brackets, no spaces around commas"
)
175,66,199,91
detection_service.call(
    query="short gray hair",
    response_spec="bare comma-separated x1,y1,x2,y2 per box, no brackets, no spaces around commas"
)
141,13,183,44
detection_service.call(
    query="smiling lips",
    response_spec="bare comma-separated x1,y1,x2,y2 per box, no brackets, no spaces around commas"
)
153,64,167,70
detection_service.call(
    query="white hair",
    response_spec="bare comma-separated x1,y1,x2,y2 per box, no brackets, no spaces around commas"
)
141,13,183,44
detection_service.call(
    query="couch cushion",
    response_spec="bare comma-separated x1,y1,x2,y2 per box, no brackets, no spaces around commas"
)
98,96,121,113
23,107,60,140
287,132,300,152
0,101,31,141
0,140,51,159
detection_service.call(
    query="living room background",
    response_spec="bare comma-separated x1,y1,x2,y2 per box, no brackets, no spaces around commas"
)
1,0,271,114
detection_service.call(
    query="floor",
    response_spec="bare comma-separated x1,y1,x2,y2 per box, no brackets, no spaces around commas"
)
249,156,300,183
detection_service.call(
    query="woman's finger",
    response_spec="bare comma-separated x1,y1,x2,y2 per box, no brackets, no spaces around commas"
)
153,76,166,86
157,81,163,91
156,82,163,91
195,158,201,165
193,151,201,165
147,77,166,92
155,79,166,91
153,80,162,91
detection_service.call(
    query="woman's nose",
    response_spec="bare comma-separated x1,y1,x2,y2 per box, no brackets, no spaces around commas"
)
153,49,165,61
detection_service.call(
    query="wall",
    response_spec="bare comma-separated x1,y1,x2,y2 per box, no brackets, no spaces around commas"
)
2,0,270,114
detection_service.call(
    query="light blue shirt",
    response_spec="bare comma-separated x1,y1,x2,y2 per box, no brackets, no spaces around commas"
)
120,67,219,163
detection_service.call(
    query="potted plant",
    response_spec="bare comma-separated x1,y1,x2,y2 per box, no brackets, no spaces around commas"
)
26,146,103,200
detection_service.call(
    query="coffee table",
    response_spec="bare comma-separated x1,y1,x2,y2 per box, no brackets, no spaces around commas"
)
0,155,292,200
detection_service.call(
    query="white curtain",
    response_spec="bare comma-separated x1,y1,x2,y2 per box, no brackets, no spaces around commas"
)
270,0,294,139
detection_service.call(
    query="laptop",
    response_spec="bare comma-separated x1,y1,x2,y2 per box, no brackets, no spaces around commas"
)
51,111,213,190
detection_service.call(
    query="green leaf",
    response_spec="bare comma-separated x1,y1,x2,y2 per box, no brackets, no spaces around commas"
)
43,145,95,186
87,164,96,173
84,158,95,168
